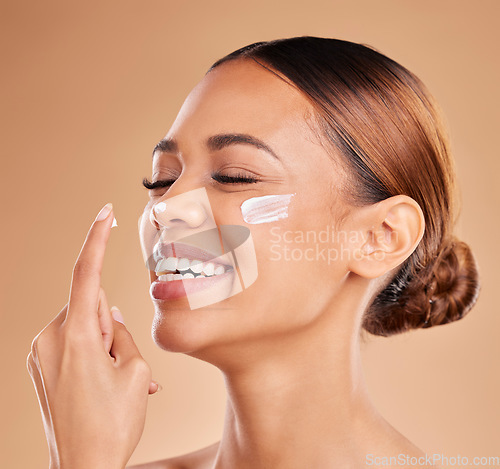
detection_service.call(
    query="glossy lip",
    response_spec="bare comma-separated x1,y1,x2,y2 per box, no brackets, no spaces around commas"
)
150,269,235,301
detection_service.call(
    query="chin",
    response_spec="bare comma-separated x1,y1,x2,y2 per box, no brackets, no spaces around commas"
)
148,292,267,366
150,305,208,354
149,294,245,355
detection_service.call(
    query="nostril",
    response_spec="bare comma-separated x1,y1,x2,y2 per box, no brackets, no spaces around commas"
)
149,210,160,229
151,193,209,229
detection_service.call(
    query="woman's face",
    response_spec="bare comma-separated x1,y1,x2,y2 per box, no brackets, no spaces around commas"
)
138,59,355,357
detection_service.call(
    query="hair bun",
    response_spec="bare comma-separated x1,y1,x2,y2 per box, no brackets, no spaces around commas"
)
364,237,481,336
423,237,480,327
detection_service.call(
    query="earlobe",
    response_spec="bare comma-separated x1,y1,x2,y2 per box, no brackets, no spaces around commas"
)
347,195,425,279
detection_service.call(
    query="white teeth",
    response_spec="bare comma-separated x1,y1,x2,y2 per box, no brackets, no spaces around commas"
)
165,257,178,271
155,256,230,279
157,269,227,282
177,258,190,271
203,262,215,276
155,257,171,273
159,272,195,281
214,265,225,275
190,259,203,273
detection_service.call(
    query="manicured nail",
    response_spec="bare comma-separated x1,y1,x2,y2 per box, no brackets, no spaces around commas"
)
111,216,118,228
95,203,113,222
110,306,124,324
152,381,163,392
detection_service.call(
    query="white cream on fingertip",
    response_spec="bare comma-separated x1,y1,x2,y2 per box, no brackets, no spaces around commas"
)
240,194,295,224
111,216,118,228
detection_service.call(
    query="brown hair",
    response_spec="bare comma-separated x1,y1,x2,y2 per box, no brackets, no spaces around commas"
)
208,36,480,336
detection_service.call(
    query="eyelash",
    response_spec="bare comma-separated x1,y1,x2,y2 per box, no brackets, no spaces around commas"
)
142,171,260,190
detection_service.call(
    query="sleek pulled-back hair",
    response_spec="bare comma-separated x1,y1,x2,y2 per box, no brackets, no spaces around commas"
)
208,36,480,337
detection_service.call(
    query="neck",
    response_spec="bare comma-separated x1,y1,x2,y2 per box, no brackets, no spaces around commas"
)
199,273,409,468
211,308,386,467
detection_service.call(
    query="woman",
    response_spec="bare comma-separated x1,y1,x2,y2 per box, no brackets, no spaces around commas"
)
27,37,480,468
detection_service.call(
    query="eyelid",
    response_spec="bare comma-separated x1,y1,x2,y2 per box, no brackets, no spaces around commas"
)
142,168,262,192
211,170,260,184
142,177,176,190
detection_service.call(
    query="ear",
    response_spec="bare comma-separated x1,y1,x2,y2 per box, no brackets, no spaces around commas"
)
346,195,425,279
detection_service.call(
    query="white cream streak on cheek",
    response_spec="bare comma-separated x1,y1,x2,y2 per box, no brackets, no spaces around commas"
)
240,194,295,224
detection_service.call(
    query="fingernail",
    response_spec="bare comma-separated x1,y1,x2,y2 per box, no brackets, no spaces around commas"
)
110,306,124,324
111,216,118,228
95,202,113,222
152,381,163,392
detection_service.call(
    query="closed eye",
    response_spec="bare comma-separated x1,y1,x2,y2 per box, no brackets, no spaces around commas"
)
142,177,175,190
211,171,259,184
142,172,260,190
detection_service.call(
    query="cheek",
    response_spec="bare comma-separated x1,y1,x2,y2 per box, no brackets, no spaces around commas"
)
240,193,295,224
231,220,348,334
249,197,349,293
209,191,348,302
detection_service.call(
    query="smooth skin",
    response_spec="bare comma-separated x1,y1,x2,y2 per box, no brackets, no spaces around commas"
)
27,204,160,469
29,59,436,469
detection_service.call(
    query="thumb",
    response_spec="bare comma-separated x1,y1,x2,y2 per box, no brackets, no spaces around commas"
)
109,307,142,364
110,307,160,393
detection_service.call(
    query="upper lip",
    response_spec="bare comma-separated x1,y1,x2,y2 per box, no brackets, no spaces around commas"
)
153,241,232,267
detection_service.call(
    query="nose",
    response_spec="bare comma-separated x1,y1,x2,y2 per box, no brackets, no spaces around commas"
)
150,192,209,230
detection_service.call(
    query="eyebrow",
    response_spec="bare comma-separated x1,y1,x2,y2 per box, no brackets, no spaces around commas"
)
152,133,281,160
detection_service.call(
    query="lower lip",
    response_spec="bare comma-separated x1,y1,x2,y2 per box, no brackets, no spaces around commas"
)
150,270,234,301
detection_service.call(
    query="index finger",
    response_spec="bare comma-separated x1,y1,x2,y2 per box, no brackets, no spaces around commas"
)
66,203,115,328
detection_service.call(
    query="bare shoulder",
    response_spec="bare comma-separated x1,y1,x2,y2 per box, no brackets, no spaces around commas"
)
366,425,440,469
126,441,220,469
386,441,440,468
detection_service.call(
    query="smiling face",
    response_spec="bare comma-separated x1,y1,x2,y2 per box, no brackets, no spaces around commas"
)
138,59,357,359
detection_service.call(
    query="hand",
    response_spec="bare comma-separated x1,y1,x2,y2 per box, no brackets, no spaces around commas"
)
26,203,160,469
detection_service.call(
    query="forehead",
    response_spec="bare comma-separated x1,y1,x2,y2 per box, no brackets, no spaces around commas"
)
160,58,354,228
167,59,317,142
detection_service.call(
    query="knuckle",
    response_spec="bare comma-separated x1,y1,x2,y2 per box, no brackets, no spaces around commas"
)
31,324,54,348
30,332,43,358
30,329,52,365
26,352,34,374
30,336,38,356
131,358,152,379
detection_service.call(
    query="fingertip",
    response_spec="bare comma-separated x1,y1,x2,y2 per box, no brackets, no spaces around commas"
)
110,306,125,325
95,202,113,222
149,381,162,394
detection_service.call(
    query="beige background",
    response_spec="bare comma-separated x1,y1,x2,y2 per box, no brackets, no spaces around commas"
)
1,0,498,467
